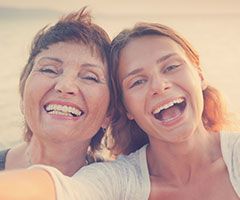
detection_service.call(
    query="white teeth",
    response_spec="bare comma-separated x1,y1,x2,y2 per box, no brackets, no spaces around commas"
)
45,104,82,116
153,98,184,114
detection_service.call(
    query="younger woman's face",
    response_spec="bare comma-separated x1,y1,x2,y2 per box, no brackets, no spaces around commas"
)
118,36,206,143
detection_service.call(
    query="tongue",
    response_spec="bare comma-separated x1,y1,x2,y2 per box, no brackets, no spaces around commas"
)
158,105,181,121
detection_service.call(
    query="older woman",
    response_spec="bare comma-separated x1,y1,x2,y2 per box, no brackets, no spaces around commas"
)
0,7,111,176
0,22,239,199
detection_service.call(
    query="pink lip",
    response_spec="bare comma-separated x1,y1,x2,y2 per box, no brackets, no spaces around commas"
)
48,113,80,121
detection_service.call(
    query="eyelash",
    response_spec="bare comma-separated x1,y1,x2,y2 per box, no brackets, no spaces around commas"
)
82,75,100,83
129,64,180,88
130,79,146,88
164,64,180,73
39,67,58,74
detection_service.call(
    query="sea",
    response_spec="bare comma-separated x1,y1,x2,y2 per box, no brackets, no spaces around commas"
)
0,10,240,149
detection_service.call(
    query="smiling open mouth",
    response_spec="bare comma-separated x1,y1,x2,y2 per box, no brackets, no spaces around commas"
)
152,98,186,122
44,104,84,117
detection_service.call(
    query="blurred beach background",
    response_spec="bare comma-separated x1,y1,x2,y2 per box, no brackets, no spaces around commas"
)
0,0,240,149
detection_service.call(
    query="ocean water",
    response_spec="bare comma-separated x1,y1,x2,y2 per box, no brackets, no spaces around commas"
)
0,13,240,149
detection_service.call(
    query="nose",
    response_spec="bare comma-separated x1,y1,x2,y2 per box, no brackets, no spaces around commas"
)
149,75,171,96
54,75,79,96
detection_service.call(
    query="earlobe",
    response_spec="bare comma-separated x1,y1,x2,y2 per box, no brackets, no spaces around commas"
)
101,116,110,129
127,112,134,120
201,79,208,90
197,68,208,90
20,99,24,114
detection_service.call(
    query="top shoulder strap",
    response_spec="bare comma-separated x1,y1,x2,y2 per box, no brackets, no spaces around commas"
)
0,149,10,170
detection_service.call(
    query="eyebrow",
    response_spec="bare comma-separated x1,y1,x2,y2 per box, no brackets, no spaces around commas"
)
156,53,178,64
37,57,102,69
123,53,178,80
38,57,63,63
123,68,144,80
81,63,102,69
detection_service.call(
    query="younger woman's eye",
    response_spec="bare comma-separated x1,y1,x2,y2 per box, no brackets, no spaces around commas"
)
129,79,146,88
164,64,180,73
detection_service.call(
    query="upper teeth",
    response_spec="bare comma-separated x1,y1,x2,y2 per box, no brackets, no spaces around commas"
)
153,98,184,114
45,104,82,116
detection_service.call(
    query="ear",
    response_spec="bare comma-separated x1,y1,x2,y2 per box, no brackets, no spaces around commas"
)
197,68,208,91
124,104,134,120
19,99,24,115
101,115,111,129
126,112,134,120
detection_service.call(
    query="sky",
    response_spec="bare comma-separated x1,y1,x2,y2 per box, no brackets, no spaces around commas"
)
1,0,240,15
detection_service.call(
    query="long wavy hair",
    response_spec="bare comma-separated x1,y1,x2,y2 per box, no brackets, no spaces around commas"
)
109,22,230,155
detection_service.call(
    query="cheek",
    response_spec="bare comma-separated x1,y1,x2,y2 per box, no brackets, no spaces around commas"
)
25,74,52,99
88,87,110,111
178,69,202,92
123,91,142,116
22,76,48,117
22,94,38,131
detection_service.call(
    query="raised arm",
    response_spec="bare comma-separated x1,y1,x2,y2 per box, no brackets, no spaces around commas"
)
0,169,55,200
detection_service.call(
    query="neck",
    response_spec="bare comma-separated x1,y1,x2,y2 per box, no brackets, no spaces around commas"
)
147,128,221,185
24,136,89,176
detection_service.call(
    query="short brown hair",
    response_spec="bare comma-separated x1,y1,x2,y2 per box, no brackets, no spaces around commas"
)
109,22,229,155
19,7,111,153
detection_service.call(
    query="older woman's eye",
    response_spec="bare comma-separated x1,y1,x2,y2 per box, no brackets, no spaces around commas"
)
82,73,100,83
39,66,58,75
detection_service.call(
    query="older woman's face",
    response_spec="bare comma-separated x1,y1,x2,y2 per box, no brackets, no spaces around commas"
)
22,42,110,143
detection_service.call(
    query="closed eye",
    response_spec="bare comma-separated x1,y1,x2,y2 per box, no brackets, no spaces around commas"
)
82,74,100,83
39,66,58,76
83,76,99,82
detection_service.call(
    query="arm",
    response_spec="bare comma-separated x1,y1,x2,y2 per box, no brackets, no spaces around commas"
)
0,161,128,200
0,169,55,200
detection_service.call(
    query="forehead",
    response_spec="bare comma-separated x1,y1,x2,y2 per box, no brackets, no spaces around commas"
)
37,42,97,58
119,35,186,70
121,36,184,60
34,41,106,67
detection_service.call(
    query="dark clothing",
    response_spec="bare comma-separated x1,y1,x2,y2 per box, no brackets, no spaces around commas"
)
0,149,102,170
0,149,10,170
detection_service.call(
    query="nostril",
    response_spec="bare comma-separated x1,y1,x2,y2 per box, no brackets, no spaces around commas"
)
55,88,75,95
56,88,62,93
67,91,75,95
54,78,79,95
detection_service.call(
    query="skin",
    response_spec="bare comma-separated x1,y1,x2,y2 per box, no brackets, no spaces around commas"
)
0,36,238,200
5,42,110,176
0,169,55,200
118,35,238,199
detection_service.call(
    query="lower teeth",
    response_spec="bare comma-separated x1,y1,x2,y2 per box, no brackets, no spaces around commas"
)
49,110,73,117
